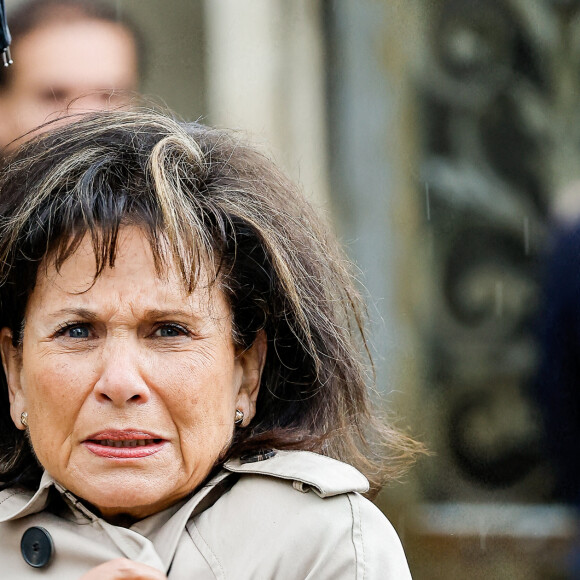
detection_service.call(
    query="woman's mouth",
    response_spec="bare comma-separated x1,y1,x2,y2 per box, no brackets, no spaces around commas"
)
83,431,166,459
92,439,162,448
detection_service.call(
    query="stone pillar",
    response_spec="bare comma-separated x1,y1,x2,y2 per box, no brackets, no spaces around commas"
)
203,0,329,208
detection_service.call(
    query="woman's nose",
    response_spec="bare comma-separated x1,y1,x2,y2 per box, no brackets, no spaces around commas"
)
93,343,150,406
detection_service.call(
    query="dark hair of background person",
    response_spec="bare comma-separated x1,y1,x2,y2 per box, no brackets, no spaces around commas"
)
0,0,144,89
0,110,421,497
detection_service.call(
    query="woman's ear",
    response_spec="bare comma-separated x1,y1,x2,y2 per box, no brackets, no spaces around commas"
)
0,327,27,430
235,330,267,426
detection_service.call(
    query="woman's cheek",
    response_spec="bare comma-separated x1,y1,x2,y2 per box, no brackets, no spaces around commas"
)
26,360,89,435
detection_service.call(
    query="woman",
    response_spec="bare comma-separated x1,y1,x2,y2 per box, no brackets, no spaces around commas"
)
0,110,418,579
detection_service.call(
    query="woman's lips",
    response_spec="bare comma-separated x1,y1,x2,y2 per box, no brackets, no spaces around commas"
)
82,430,167,459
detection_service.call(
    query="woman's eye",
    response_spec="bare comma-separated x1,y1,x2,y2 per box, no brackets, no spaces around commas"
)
57,324,90,339
154,324,188,338
69,326,89,338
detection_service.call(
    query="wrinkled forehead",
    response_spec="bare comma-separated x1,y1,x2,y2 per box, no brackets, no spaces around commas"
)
19,227,235,340
36,226,221,302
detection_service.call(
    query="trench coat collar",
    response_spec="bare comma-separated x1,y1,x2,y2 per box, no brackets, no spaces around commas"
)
0,470,55,521
0,451,369,571
0,451,370,523
0,468,236,571
223,450,370,496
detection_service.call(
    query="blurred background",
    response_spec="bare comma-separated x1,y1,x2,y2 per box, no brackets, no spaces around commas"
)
5,0,580,577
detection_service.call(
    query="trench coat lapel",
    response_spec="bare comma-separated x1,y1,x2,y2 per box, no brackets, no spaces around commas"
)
0,469,237,574
0,471,54,522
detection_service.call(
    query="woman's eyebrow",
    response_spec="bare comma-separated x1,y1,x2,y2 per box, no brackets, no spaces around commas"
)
43,306,206,321
46,308,98,321
142,308,201,320
47,307,204,322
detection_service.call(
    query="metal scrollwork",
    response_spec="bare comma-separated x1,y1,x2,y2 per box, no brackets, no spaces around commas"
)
418,0,580,495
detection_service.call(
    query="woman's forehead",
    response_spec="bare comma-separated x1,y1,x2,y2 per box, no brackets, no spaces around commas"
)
30,227,225,315
44,226,215,284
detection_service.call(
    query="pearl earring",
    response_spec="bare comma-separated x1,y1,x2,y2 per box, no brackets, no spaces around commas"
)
234,409,244,425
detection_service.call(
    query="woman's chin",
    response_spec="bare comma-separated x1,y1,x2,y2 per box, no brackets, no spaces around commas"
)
63,472,190,522
95,499,163,524
84,486,181,522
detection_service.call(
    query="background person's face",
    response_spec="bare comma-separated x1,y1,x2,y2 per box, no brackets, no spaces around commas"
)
0,228,264,521
0,18,138,148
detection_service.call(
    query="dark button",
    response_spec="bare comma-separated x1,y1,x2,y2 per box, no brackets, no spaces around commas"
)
21,526,54,568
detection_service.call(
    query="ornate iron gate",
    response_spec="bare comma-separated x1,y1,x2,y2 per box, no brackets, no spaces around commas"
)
418,0,580,499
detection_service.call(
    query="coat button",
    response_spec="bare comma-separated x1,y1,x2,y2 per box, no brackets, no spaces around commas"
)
21,526,54,568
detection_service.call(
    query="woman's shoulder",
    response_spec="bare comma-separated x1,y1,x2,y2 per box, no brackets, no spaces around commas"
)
186,451,411,579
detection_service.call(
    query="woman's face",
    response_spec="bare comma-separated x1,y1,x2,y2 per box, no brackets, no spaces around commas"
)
0,227,265,521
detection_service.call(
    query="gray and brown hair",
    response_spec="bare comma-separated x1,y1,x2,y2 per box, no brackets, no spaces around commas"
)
0,110,420,495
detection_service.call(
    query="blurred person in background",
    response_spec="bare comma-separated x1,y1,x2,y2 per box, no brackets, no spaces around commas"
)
532,183,580,576
533,182,580,505
0,0,140,150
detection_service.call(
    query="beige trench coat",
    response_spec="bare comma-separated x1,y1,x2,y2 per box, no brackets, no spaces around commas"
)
0,450,412,579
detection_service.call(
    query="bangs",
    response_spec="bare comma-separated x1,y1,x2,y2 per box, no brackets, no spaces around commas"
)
0,117,228,294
